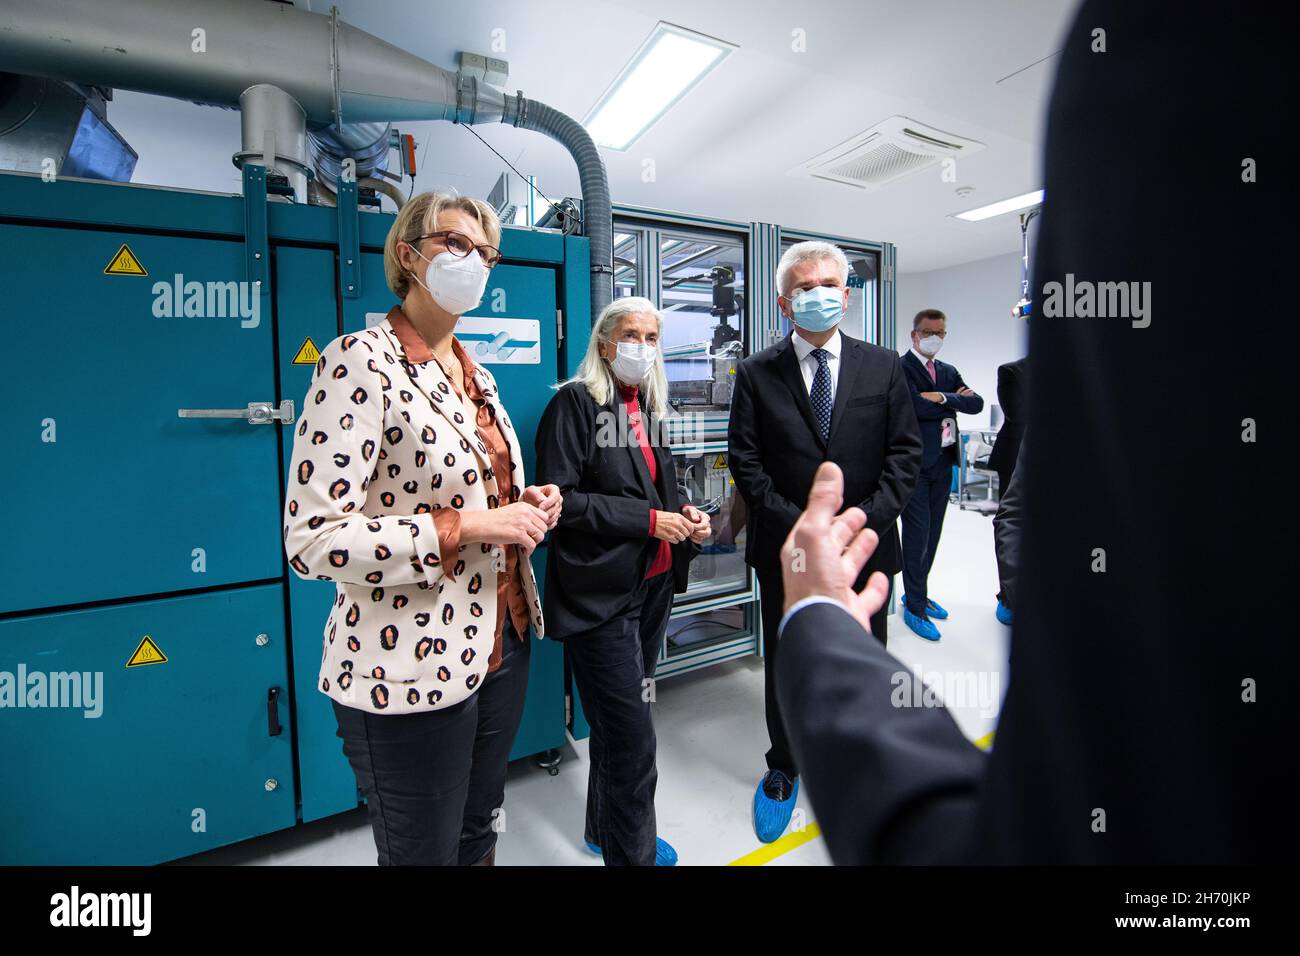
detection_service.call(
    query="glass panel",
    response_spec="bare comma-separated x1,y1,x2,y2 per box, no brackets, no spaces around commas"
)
776,240,880,344
672,446,748,602
660,233,746,411
613,230,641,298
666,604,750,658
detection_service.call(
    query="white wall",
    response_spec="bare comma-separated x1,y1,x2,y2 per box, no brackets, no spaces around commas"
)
895,251,1028,428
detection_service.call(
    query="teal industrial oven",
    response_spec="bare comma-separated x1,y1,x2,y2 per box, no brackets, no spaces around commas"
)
0,169,590,864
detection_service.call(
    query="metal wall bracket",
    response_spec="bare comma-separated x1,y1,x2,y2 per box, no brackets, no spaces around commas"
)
337,176,360,299
243,163,270,303
329,5,343,129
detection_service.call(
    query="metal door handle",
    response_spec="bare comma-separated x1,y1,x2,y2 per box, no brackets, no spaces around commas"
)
177,400,295,424
267,686,282,737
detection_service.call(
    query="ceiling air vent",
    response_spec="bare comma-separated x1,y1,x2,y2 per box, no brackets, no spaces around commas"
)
789,116,985,191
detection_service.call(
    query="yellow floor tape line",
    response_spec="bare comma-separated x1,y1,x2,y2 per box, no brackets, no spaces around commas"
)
728,821,823,866
726,729,995,866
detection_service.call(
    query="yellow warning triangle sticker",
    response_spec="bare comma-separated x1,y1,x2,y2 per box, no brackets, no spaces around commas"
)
104,243,148,277
292,337,322,365
125,635,168,668
713,454,727,469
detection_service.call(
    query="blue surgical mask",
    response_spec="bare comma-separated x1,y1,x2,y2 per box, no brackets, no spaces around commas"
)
788,286,844,333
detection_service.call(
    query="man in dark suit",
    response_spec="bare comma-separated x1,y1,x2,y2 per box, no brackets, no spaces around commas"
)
772,0,1286,865
728,240,921,843
898,309,983,640
987,357,1028,497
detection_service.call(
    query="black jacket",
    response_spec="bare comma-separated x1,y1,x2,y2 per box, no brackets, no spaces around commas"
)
728,332,921,582
899,350,984,470
535,381,697,638
987,357,1028,477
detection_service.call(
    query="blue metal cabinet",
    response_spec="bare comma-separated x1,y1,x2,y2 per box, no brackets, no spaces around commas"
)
0,223,282,613
274,245,359,823
339,250,393,333
0,584,295,864
0,171,581,861
464,259,568,761
466,261,556,483
512,557,562,759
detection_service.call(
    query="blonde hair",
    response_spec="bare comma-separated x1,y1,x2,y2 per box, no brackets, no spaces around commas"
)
559,296,669,417
383,191,503,299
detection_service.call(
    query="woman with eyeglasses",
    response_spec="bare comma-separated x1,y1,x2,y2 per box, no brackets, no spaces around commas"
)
283,191,562,865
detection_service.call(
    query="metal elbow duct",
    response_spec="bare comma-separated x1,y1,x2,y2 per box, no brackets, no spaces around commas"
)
0,0,613,317
309,122,394,193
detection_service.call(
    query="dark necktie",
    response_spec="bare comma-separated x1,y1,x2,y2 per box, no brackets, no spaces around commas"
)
810,348,832,442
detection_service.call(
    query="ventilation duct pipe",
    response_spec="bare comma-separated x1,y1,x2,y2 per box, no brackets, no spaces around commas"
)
0,0,613,317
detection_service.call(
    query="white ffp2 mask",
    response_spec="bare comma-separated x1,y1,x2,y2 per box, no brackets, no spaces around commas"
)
609,341,657,386
411,247,488,316
918,335,943,357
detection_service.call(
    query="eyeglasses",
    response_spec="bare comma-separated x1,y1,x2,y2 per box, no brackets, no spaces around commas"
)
411,230,502,268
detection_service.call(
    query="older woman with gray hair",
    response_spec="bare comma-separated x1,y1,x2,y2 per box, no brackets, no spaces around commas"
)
535,295,708,866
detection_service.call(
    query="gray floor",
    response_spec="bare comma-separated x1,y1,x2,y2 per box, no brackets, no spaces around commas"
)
183,502,1008,866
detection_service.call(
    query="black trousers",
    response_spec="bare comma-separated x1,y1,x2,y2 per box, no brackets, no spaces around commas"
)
901,459,954,615
758,566,889,779
332,617,532,866
995,465,1016,604
996,466,1014,504
567,572,675,866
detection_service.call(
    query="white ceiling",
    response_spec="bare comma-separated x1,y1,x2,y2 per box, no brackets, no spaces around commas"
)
109,0,1080,274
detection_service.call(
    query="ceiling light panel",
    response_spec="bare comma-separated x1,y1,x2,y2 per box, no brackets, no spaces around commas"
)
584,22,736,151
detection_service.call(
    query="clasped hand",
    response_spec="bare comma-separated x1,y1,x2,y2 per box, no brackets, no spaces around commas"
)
654,504,711,544
459,484,562,556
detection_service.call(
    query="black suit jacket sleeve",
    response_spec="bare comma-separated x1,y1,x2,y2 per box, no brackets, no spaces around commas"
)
536,384,651,539
775,600,986,864
727,358,802,529
856,353,922,531
909,379,952,422
940,369,984,414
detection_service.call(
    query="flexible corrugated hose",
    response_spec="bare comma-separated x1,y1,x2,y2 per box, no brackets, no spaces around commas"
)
514,97,614,320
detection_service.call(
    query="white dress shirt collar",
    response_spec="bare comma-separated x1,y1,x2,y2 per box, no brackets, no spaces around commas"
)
792,328,843,362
